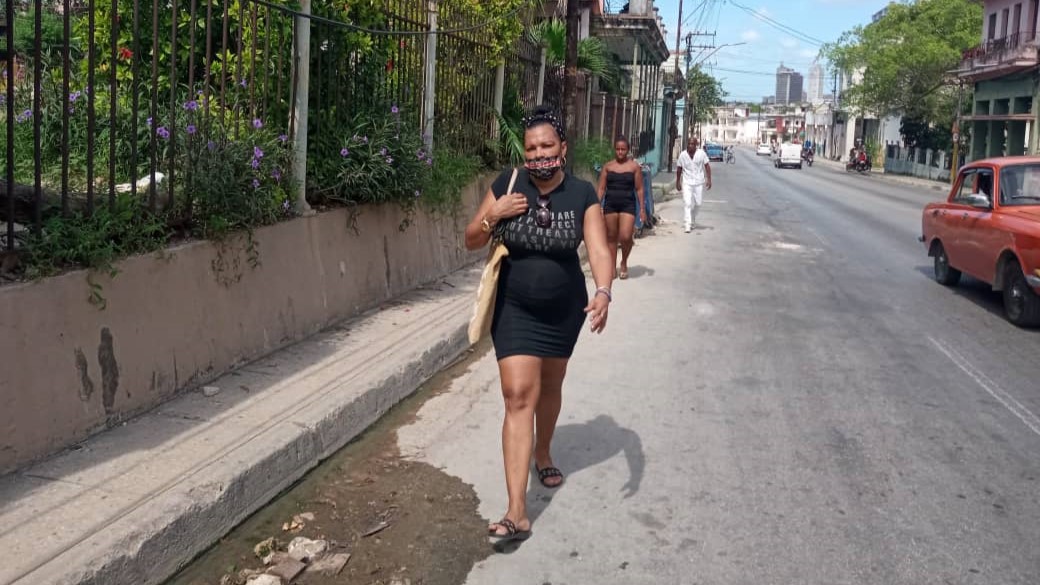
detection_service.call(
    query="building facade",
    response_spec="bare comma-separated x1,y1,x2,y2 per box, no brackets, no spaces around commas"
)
775,65,804,104
956,0,1040,160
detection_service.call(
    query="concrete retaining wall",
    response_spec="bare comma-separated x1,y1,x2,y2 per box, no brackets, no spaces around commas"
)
0,176,491,474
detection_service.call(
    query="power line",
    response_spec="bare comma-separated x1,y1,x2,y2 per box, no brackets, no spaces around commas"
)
726,0,826,46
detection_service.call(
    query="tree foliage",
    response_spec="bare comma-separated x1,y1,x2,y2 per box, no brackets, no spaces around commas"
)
685,66,726,131
527,18,618,83
822,0,981,127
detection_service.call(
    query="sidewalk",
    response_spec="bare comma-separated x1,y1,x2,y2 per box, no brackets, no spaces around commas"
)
0,266,483,585
813,155,951,193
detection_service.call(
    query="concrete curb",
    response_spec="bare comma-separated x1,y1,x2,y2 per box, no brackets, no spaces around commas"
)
814,156,949,192
0,267,482,585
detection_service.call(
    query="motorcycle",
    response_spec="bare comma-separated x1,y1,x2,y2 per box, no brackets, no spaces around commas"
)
725,149,735,164
801,148,814,167
845,153,871,173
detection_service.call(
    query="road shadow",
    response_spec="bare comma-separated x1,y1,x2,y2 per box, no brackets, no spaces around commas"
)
914,265,1023,322
493,414,645,553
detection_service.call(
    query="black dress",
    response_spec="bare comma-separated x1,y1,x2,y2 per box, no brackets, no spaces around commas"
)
602,170,637,215
490,168,600,360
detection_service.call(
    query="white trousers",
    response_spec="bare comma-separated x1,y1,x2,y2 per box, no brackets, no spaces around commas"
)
682,184,704,228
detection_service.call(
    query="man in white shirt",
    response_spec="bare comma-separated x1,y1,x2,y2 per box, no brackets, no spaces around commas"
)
675,137,712,233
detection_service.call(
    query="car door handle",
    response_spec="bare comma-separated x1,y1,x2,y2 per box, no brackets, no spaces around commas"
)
962,212,969,219
932,209,940,216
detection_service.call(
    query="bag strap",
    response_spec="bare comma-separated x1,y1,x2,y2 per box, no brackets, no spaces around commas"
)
492,168,519,240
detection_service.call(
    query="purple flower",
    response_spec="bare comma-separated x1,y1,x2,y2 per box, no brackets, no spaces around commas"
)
207,140,216,151
15,109,31,123
252,118,263,129
253,146,264,159
186,124,197,135
379,147,387,156
385,156,393,164
278,134,288,143
156,126,170,139
272,167,282,181
416,149,426,160
240,78,248,88
340,147,350,157
251,158,260,169
414,190,421,198
146,116,153,127
282,200,291,211
183,100,199,111
361,136,369,144
391,105,399,114
425,158,433,166
69,90,81,103
252,178,260,189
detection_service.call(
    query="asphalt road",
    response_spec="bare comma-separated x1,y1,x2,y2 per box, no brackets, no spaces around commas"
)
398,148,1040,585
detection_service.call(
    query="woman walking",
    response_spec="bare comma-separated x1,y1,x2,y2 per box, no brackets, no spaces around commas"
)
595,137,645,280
464,105,614,542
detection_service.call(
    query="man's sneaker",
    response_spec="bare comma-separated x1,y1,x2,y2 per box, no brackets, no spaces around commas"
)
684,225,692,233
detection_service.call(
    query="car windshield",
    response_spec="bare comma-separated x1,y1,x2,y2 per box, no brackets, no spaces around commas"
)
999,164,1040,206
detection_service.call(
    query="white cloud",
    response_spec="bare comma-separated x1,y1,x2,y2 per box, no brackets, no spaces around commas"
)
781,38,798,49
799,48,818,59
755,6,771,16
741,29,761,42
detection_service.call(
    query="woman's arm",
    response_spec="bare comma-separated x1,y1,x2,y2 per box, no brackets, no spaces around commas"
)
633,164,646,221
582,203,613,333
596,162,609,202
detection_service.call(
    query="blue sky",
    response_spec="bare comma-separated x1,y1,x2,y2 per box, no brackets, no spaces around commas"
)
648,0,893,102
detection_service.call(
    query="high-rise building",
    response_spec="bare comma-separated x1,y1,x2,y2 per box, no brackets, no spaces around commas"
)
775,64,804,104
808,63,825,103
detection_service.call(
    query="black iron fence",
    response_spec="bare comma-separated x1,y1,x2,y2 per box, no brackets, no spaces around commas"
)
2,0,653,258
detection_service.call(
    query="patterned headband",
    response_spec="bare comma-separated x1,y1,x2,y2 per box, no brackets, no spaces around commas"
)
522,111,566,142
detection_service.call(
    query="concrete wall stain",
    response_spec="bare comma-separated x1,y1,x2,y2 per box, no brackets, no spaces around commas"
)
74,348,95,402
98,328,120,414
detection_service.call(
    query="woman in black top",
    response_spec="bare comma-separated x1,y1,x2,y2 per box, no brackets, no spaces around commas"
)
595,137,646,280
464,106,614,542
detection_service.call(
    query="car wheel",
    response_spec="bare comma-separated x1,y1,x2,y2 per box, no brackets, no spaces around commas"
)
933,242,961,286
1003,261,1040,327
797,164,802,169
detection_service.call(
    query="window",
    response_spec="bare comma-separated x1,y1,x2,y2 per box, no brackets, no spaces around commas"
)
1003,8,1011,38
955,169,994,204
1014,3,1022,36
999,164,1040,205
990,13,998,39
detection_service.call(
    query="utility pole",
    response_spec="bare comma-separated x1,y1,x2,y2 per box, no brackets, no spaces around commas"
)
684,31,715,141
563,0,580,145
666,0,684,173
950,81,963,184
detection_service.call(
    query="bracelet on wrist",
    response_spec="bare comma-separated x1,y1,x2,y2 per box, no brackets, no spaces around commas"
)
595,287,612,302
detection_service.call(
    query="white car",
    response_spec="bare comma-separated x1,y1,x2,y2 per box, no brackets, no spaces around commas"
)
756,143,772,156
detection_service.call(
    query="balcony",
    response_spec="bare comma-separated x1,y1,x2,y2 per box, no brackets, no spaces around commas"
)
957,31,1039,82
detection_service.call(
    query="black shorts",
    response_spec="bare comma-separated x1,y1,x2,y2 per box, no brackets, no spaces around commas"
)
602,192,636,215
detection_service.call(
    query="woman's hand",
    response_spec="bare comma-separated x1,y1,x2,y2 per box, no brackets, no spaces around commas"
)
489,193,528,222
639,209,647,225
584,294,610,333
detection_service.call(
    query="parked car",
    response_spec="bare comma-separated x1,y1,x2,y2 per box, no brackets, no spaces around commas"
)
756,143,772,156
774,143,802,169
920,157,1040,327
705,143,725,162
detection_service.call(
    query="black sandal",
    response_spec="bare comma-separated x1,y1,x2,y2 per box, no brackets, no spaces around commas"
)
535,465,564,488
488,518,531,542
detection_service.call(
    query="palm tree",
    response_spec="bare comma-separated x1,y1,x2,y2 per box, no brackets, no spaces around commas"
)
527,19,618,84
496,20,619,165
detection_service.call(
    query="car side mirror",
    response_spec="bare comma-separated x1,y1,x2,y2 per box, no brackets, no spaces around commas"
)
967,194,991,209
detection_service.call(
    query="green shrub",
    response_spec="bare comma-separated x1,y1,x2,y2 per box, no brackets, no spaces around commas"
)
23,193,170,278
569,138,614,174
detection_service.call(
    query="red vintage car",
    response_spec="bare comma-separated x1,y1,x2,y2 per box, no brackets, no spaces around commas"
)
921,157,1040,327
